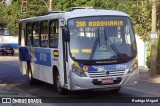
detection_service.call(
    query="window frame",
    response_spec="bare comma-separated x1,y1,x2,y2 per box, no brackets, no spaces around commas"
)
40,20,49,47
32,21,40,47
49,19,59,48
26,22,33,46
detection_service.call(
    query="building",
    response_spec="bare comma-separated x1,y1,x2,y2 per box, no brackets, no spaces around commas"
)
136,35,147,67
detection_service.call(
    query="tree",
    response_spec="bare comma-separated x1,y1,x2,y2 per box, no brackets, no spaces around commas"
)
53,0,93,11
53,0,71,11
0,3,7,25
1,0,48,35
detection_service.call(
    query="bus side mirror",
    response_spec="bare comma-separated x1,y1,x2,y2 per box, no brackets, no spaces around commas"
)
62,27,70,42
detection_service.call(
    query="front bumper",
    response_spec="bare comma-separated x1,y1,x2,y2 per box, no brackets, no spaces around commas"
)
69,69,139,91
2,50,14,54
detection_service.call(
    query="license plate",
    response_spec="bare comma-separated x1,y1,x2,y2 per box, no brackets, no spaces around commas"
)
7,51,11,53
101,78,113,84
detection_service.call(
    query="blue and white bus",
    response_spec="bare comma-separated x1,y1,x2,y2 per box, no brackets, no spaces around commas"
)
19,8,139,94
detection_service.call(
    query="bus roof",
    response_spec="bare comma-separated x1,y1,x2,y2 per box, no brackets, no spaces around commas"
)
65,9,129,18
19,9,129,23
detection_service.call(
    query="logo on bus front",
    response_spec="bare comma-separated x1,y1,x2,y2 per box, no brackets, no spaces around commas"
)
106,71,110,76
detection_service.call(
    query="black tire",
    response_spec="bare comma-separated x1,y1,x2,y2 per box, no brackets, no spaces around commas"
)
54,71,67,95
0,51,3,55
27,63,37,85
11,51,14,56
111,87,121,93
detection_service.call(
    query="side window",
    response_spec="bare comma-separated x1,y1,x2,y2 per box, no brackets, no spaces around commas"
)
33,22,40,47
40,21,48,47
26,23,32,46
49,19,59,48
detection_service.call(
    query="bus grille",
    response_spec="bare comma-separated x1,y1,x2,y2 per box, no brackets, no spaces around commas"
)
88,70,125,78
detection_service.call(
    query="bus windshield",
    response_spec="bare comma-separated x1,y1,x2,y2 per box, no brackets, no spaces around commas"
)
68,16,137,61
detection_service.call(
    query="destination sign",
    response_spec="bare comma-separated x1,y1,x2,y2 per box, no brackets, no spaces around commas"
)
71,49,92,53
76,20,124,27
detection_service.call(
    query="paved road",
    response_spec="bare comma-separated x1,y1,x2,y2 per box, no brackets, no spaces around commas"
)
0,56,27,84
0,55,160,105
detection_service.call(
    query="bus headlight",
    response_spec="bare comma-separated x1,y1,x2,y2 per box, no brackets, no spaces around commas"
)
72,66,87,77
128,61,138,74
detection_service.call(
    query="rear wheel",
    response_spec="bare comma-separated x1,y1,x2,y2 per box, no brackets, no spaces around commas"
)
54,71,67,95
0,51,3,55
27,63,37,85
11,51,14,56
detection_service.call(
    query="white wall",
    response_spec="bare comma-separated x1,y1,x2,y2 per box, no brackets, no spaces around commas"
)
136,35,146,67
0,36,18,44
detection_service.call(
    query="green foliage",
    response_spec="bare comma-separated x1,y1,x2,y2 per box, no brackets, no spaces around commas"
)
146,36,160,74
0,3,7,24
156,36,160,73
53,0,93,11
131,1,151,41
54,0,71,11
2,1,21,34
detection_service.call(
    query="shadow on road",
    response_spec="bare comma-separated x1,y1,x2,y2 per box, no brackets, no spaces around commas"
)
14,81,132,98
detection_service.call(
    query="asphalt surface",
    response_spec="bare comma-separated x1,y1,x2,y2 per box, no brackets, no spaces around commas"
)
0,55,160,106
0,56,27,84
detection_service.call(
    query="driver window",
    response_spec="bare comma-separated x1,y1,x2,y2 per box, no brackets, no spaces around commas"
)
105,27,122,44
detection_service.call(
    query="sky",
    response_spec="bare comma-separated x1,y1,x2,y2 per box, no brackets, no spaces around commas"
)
6,0,12,5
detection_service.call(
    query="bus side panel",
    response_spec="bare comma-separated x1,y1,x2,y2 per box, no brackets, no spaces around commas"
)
30,48,53,84
31,63,40,80
19,61,27,75
58,27,65,88
39,65,53,84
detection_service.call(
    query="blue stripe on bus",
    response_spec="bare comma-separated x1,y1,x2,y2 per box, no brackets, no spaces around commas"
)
34,48,51,67
19,47,51,67
77,61,133,72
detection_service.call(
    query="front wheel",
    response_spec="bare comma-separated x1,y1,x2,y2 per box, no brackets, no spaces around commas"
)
27,63,37,85
54,71,67,95
11,51,14,56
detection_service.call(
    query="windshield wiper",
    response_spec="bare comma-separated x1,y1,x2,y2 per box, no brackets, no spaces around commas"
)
89,28,100,60
104,29,124,59
89,28,126,60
